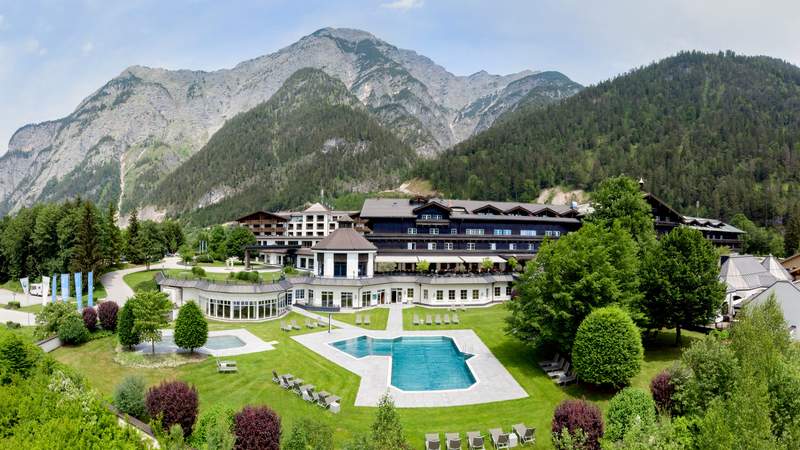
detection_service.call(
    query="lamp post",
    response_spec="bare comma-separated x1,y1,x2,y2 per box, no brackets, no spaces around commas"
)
328,313,332,333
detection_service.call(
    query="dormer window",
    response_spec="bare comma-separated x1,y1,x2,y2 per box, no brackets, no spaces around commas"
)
420,214,443,220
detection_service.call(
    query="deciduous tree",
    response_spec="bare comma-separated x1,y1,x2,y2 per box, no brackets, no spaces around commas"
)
131,291,172,354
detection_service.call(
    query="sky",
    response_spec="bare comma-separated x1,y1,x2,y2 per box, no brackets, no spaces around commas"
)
1,0,799,154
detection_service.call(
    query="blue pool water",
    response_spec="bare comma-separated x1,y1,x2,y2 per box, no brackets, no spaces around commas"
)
330,336,476,391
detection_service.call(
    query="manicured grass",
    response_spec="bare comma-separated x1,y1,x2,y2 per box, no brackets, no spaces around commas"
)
0,279,23,293
53,304,698,448
123,270,161,293
1,280,107,299
4,325,36,342
331,307,390,330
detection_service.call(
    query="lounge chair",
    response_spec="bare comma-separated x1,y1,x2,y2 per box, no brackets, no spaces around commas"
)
556,371,577,386
538,353,561,369
317,318,326,327
512,424,535,446
435,314,442,325
425,433,441,450
216,360,237,373
297,384,315,398
364,315,371,326
461,305,466,311
444,314,451,324
548,362,571,379
541,356,565,372
305,319,315,328
355,314,362,325
467,431,485,450
280,321,292,332
413,314,420,326
445,432,461,450
291,319,301,330
272,370,281,384
453,313,460,324
426,315,433,325
489,428,510,450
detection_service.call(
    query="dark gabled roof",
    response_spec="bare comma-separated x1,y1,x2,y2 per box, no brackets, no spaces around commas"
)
361,198,575,219
472,204,504,214
236,211,289,222
312,228,377,251
412,200,452,214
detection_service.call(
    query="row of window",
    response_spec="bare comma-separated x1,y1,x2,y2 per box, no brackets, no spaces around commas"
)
201,295,288,320
294,285,510,307
407,242,537,251
407,227,561,237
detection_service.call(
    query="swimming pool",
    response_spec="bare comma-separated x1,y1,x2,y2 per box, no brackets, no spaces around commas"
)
330,336,476,391
136,334,246,354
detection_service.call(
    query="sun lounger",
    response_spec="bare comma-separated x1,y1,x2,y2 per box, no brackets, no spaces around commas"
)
297,384,314,397
280,321,292,332
272,370,281,384
329,401,340,414
512,423,535,446
445,432,461,450
413,314,420,325
548,362,571,379
435,314,442,325
305,319,315,328
425,433,441,450
538,353,561,369
317,318,326,327
279,374,294,389
216,360,237,373
364,315,371,326
541,356,566,372
444,314,451,324
426,315,433,325
291,319,301,330
461,305,466,311
489,428,510,450
467,431,485,450
355,314,362,325
453,313,460,324
556,372,577,386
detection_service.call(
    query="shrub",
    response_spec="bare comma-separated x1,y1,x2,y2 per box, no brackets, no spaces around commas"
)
5,301,20,309
203,412,236,450
572,306,643,387
195,254,213,264
191,266,206,277
191,404,235,448
279,418,334,450
146,380,199,437
98,301,119,331
57,313,90,345
118,301,140,349
0,329,35,383
82,306,98,332
5,321,21,329
551,399,604,450
34,301,74,339
113,375,148,420
371,393,410,449
174,301,208,353
605,387,657,442
233,405,281,450
650,369,676,415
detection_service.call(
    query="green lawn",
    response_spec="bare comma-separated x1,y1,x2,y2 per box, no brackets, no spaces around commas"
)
123,270,161,293
52,304,698,448
331,307,390,330
123,269,284,292
0,279,23,293
4,325,36,342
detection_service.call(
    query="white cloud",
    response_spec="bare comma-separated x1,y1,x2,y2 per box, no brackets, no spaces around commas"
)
23,38,47,56
381,0,423,11
81,41,94,55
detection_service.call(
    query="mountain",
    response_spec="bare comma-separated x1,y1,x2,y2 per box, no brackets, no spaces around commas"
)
150,68,417,225
0,27,581,217
419,51,800,225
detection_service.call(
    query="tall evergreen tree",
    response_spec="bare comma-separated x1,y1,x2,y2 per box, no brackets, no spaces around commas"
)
70,202,102,279
173,301,207,353
126,208,143,264
117,301,140,350
783,211,800,257
104,203,123,267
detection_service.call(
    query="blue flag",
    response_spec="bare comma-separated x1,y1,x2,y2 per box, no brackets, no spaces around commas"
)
60,273,69,302
51,275,57,303
75,273,82,311
88,272,94,307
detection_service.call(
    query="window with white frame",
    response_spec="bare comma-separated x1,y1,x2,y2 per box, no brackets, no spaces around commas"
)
448,290,456,301
445,242,453,250
467,242,476,250
407,242,416,250
424,289,429,300
490,243,496,250
407,227,417,234
494,229,511,235
460,290,467,301
436,290,443,301
494,286,501,297
509,243,517,250
428,242,437,250
472,289,479,300
295,289,305,300
506,285,512,296
450,228,458,234
430,228,439,235
420,214,443,220
520,229,537,236
321,291,334,308
406,288,414,299
466,229,484,235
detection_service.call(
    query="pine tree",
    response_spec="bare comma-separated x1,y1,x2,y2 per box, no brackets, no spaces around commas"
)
174,301,208,353
118,301,140,350
105,203,122,267
70,202,102,280
126,208,143,264
784,211,800,256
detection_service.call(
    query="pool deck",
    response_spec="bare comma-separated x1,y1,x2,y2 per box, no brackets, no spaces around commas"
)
135,328,276,357
292,327,528,407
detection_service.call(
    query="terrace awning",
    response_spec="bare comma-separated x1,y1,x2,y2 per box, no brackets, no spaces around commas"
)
460,255,506,264
420,255,464,264
375,255,419,263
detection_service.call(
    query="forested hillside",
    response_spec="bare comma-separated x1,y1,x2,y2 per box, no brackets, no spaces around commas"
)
419,51,800,226
148,68,418,225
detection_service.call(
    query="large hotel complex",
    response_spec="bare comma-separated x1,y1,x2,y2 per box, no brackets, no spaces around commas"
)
158,193,744,321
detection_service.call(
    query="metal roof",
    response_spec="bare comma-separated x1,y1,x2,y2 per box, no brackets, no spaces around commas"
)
311,228,377,251
360,198,575,219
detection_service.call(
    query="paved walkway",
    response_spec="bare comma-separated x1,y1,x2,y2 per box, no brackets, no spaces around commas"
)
291,306,357,329
386,304,405,332
293,328,528,407
0,308,36,326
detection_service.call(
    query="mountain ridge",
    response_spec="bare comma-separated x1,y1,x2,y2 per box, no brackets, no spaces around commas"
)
0,27,581,216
